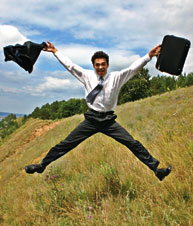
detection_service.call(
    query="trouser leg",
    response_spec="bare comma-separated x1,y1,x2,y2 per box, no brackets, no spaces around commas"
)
101,121,159,172
41,119,98,166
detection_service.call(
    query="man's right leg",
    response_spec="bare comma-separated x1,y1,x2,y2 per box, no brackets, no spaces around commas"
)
25,119,98,174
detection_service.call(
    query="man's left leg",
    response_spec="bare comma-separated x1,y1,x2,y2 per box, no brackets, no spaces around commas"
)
101,121,172,181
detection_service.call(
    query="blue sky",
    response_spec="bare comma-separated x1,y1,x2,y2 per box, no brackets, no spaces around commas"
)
0,0,193,114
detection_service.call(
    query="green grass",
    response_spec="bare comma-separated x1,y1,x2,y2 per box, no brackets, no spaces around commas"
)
0,86,192,226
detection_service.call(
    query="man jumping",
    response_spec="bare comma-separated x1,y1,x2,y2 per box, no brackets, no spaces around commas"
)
25,41,172,181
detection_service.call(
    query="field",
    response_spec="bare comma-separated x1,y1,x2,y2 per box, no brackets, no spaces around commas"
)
0,86,192,226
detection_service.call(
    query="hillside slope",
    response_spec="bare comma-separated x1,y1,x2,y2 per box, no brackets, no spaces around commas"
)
0,86,192,226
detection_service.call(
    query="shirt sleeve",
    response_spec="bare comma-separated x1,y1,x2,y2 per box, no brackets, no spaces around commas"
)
117,54,151,87
54,51,87,85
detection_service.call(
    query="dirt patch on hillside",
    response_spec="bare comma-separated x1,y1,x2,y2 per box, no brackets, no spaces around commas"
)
0,121,61,163
29,121,61,140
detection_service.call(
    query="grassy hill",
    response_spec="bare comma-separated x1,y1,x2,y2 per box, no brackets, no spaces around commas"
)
0,86,192,226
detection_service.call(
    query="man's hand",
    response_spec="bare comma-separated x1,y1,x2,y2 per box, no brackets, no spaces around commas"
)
148,44,161,58
43,41,58,53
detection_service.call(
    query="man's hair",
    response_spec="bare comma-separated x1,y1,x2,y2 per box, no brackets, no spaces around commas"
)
91,51,109,65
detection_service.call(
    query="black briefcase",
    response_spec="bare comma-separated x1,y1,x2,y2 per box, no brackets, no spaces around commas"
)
156,35,191,75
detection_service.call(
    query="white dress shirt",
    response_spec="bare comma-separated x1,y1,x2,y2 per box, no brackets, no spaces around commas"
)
54,51,151,112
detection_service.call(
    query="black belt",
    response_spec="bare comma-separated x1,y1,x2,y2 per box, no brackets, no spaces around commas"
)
89,109,114,117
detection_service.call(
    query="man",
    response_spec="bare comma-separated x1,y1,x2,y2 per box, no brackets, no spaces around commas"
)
25,41,172,181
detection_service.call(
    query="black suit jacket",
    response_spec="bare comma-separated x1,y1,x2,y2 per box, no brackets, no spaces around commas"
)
3,41,46,73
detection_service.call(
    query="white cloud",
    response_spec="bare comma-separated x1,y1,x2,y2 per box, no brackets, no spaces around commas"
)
30,73,83,96
0,25,28,49
108,50,140,71
57,44,99,66
36,76,71,92
183,50,193,74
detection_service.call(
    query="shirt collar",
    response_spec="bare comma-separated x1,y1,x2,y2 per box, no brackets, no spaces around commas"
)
96,72,108,81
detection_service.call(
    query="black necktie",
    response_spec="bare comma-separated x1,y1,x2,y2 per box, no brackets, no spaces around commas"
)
86,78,104,104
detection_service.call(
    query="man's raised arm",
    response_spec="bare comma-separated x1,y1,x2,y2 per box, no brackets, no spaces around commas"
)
43,41,86,84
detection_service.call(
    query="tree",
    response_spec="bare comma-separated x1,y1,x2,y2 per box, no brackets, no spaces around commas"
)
0,114,19,140
118,68,151,105
30,107,41,118
79,99,88,113
177,74,186,87
185,73,193,86
50,101,60,120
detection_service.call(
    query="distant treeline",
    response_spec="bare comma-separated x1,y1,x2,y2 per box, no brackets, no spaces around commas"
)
28,98,88,120
28,69,193,120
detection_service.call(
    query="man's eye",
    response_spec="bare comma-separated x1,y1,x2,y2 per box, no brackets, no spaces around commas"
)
96,63,106,67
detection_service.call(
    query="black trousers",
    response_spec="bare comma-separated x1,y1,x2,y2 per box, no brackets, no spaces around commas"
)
41,110,159,172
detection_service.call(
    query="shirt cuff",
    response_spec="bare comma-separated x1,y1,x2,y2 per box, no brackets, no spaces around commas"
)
144,53,151,62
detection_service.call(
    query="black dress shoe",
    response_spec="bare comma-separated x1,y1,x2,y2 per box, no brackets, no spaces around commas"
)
155,165,172,181
24,164,46,174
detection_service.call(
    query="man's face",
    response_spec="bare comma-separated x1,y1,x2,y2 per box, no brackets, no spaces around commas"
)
93,58,109,77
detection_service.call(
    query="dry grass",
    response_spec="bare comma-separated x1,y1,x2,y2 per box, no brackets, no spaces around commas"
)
0,86,192,226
